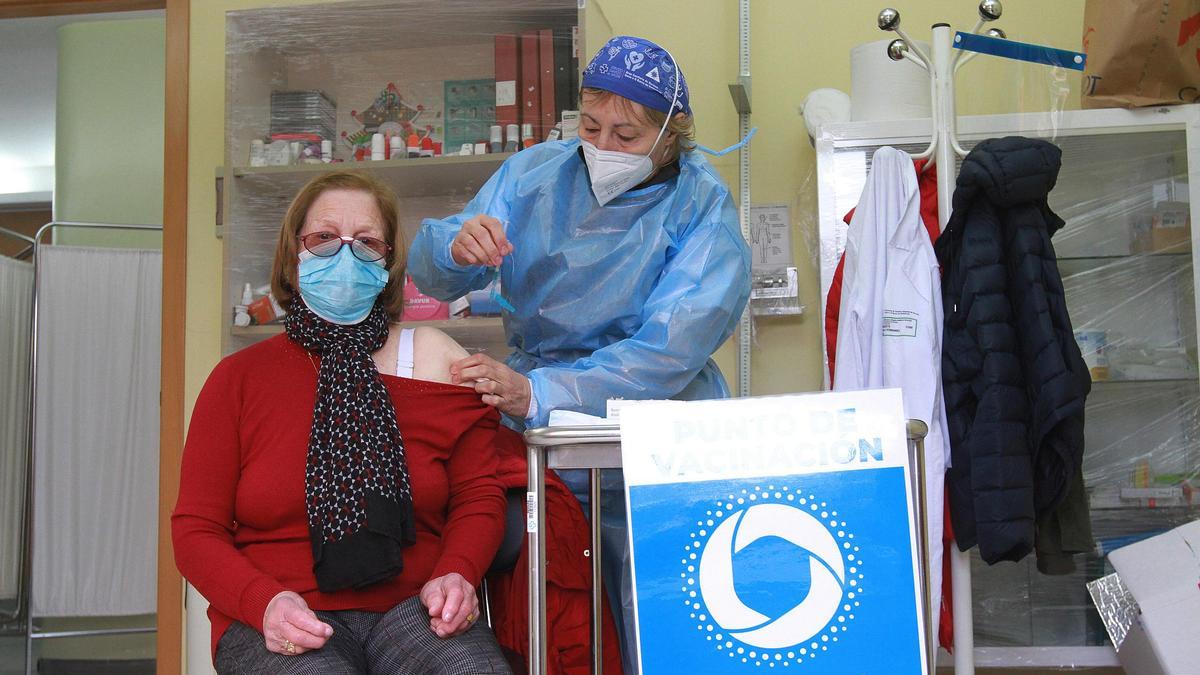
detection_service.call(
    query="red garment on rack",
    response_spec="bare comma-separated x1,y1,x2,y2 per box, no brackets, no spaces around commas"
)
824,156,955,651
484,427,625,675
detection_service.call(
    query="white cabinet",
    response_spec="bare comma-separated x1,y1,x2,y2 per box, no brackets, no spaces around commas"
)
219,0,581,356
816,106,1200,666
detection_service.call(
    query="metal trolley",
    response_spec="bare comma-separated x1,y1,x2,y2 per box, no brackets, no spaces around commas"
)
524,419,935,675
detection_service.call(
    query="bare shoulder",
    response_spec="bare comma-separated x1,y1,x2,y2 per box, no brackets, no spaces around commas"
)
411,326,471,385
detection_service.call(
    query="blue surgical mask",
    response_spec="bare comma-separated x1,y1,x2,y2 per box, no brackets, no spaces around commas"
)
297,247,389,325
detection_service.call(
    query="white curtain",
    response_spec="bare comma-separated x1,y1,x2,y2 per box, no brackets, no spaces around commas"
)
0,256,33,601
32,246,161,616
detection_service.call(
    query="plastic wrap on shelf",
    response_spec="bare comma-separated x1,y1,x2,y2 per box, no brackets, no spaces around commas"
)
270,90,336,141
816,100,1200,658
971,139,1197,651
222,0,581,357
968,506,1198,649
225,0,580,170
222,176,483,346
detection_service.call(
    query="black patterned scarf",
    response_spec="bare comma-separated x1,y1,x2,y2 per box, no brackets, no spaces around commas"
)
284,299,415,593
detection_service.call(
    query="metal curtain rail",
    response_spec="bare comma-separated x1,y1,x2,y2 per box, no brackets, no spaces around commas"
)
0,226,36,244
19,221,163,675
0,226,36,260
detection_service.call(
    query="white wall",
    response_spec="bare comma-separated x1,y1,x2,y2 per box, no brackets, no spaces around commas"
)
0,17,58,206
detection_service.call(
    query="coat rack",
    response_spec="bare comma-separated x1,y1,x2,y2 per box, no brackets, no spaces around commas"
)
873,2,1087,673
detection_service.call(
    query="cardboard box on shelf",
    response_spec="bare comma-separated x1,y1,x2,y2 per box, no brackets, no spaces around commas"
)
401,276,449,322
1132,201,1191,253
1091,519,1200,674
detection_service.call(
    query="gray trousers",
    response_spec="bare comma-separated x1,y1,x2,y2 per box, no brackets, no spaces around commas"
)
214,595,512,675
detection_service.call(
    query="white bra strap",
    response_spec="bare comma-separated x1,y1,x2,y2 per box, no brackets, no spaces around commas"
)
395,327,415,378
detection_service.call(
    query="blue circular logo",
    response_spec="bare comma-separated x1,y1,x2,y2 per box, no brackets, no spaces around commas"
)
681,485,865,668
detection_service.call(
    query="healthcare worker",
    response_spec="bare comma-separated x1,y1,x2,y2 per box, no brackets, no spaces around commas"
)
409,35,751,669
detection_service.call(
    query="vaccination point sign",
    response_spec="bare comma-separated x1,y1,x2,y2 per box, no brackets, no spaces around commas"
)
620,389,927,674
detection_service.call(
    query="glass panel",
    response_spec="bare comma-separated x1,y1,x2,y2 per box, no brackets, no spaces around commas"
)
824,122,1199,652
221,0,578,356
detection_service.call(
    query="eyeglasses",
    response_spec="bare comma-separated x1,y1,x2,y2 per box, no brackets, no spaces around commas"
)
298,231,393,262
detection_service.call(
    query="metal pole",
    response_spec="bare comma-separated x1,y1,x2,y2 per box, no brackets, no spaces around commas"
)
19,221,163,675
526,443,546,675
929,23,976,674
0,226,36,245
590,469,602,675
735,0,752,398
907,420,934,675
21,234,41,675
30,627,157,640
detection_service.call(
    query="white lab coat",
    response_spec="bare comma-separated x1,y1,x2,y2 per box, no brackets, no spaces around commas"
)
833,146,950,643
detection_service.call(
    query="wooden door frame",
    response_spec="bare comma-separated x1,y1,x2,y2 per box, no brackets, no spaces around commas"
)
2,1,187,673
0,0,163,19
158,0,188,673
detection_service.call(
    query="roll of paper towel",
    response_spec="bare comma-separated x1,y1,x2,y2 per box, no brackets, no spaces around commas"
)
850,39,931,122
802,88,852,141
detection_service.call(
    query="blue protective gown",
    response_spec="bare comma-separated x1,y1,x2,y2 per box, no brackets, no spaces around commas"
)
410,138,750,672
409,138,751,429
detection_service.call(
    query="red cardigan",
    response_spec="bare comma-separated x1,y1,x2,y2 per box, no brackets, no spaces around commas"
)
486,427,625,674
171,334,505,658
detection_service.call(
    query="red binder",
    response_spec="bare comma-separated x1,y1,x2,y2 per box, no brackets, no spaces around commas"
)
519,30,541,141
552,27,579,123
538,29,556,141
494,34,520,128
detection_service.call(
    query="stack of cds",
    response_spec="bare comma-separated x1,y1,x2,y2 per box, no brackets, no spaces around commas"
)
270,90,337,140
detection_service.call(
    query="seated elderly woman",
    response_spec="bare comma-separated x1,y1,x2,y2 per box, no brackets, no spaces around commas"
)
172,171,511,674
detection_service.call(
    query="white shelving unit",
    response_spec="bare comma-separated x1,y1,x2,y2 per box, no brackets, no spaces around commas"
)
220,0,581,357
817,105,1200,668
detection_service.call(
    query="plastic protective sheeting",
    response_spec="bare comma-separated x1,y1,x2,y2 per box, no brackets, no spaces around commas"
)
965,129,1198,650
221,0,583,357
816,98,1199,660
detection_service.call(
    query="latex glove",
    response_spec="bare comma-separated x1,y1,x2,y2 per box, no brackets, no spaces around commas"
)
450,215,513,267
420,572,480,638
262,591,333,655
450,353,532,418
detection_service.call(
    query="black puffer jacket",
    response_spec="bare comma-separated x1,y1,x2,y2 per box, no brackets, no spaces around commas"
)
935,137,1091,567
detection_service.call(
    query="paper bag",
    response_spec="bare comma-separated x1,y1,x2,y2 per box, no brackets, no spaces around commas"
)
1082,0,1200,108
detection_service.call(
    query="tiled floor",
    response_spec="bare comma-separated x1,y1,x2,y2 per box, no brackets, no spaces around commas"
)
0,636,27,675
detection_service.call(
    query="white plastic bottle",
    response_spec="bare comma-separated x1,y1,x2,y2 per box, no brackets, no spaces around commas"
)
371,133,385,161
489,125,504,154
504,124,519,153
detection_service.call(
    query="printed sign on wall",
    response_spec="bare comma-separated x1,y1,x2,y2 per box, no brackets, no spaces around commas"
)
621,389,926,674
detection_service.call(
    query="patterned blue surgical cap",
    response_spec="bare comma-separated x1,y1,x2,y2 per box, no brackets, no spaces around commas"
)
582,35,691,116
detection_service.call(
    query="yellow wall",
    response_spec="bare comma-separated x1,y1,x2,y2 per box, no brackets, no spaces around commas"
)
586,0,1087,396
185,0,1089,405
